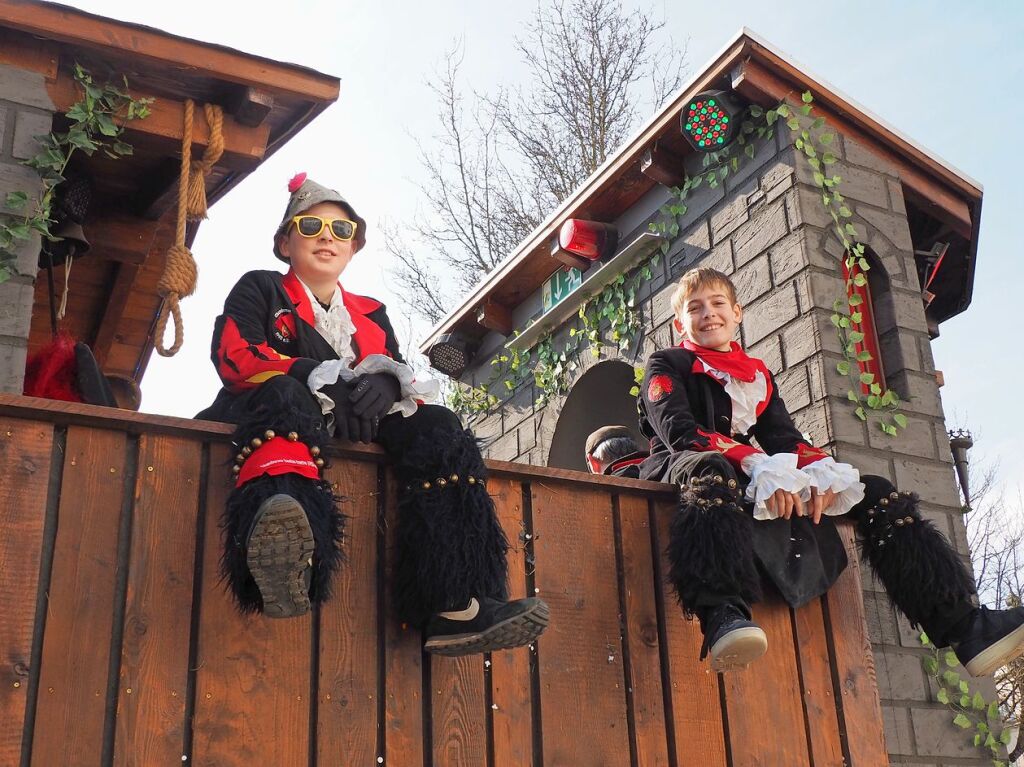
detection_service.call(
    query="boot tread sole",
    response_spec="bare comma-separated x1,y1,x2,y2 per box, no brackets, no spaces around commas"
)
247,495,315,619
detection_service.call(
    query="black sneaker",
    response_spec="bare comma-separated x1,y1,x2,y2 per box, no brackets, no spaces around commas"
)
952,606,1024,677
702,605,768,672
424,597,550,656
246,494,315,619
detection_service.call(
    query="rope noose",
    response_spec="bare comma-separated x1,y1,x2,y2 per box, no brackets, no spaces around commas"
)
154,99,224,357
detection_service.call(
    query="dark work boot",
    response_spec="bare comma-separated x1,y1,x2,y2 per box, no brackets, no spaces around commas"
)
699,604,768,672
424,596,550,656
246,494,315,619
951,606,1024,677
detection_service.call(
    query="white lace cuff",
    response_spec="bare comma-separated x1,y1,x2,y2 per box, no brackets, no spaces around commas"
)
740,452,812,521
307,354,441,419
800,457,865,516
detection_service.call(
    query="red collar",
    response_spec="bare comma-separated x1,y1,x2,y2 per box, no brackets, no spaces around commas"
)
682,340,767,383
604,454,646,475
282,270,387,361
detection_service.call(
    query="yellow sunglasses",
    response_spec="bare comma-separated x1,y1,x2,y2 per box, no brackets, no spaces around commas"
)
290,215,358,241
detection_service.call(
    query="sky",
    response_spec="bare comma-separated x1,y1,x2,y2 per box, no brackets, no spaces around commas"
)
59,0,1024,498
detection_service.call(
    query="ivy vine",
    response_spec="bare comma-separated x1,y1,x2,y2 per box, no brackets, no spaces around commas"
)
920,632,1012,765
0,63,152,284
778,92,906,436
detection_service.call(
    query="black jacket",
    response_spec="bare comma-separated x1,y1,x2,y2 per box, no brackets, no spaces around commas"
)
637,346,825,482
200,269,403,417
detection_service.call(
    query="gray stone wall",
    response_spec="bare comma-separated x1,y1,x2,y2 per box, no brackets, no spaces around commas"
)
0,63,53,393
456,122,992,765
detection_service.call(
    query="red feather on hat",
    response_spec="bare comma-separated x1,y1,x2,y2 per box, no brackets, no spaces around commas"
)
288,172,307,193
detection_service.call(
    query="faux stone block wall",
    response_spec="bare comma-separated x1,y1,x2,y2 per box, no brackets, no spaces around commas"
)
458,123,992,764
0,63,53,393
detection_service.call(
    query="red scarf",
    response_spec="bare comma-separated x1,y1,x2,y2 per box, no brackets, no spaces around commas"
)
682,340,768,383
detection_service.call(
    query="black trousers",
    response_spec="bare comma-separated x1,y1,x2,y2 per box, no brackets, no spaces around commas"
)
199,375,509,625
661,450,976,646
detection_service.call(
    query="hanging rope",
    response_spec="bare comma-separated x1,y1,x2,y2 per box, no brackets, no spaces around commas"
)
154,99,224,357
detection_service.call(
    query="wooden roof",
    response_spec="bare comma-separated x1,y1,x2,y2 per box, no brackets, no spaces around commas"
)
419,29,983,355
0,0,340,381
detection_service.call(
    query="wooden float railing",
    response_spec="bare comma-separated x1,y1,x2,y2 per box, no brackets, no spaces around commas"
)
0,395,888,766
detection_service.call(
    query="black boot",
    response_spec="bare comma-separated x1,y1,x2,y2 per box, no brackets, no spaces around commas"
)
698,603,768,672
950,606,1024,677
667,473,763,620
378,405,511,627
854,482,976,646
223,472,343,615
424,596,550,656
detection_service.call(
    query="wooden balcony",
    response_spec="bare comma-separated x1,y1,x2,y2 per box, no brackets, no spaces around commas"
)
0,394,888,766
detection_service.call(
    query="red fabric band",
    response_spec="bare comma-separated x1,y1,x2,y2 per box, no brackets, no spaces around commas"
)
236,436,320,487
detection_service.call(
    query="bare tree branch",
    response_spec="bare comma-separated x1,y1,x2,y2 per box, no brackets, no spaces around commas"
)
386,0,688,323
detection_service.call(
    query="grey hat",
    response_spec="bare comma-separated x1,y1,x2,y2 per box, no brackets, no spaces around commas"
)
585,425,636,456
273,173,367,261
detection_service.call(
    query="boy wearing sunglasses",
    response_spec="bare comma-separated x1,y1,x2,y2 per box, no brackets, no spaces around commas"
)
197,174,548,655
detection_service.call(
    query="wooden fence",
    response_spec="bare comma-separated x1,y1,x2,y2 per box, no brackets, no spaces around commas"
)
0,395,888,766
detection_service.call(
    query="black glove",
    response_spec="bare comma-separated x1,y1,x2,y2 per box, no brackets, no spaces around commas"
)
349,373,401,422
320,379,366,443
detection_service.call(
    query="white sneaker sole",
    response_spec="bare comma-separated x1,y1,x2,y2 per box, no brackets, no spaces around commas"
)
710,626,768,672
964,621,1024,677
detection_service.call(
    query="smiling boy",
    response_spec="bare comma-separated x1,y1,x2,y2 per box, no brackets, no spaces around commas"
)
638,267,1024,676
196,174,548,655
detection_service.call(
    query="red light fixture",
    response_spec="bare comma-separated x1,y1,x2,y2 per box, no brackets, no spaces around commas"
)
680,90,741,152
558,219,617,261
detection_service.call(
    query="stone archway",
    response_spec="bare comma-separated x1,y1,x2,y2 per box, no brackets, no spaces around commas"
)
546,359,643,471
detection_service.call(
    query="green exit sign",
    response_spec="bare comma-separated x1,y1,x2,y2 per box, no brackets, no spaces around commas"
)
542,268,582,313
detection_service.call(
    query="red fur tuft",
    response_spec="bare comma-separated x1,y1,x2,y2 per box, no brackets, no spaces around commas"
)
23,333,82,402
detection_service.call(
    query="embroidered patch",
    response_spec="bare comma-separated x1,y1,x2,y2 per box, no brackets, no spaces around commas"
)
647,374,673,401
272,309,297,344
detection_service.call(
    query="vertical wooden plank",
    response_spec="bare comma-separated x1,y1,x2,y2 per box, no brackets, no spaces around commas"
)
490,477,534,767
653,497,728,767
432,655,487,766
793,598,844,767
825,525,888,766
0,419,53,766
723,599,811,766
318,459,379,765
31,426,127,765
618,493,670,767
383,471,425,767
114,434,202,766
530,482,631,766
191,443,311,767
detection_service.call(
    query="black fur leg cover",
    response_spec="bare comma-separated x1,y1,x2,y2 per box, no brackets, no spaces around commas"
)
855,489,975,630
222,378,344,613
667,475,762,617
222,473,343,612
229,375,331,455
383,407,509,627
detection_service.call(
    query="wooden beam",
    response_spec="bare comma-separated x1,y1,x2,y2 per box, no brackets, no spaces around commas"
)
227,87,274,128
0,29,57,79
475,300,513,336
131,158,185,221
640,143,686,188
92,261,139,365
0,0,339,101
730,59,974,239
86,215,161,265
46,71,271,170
